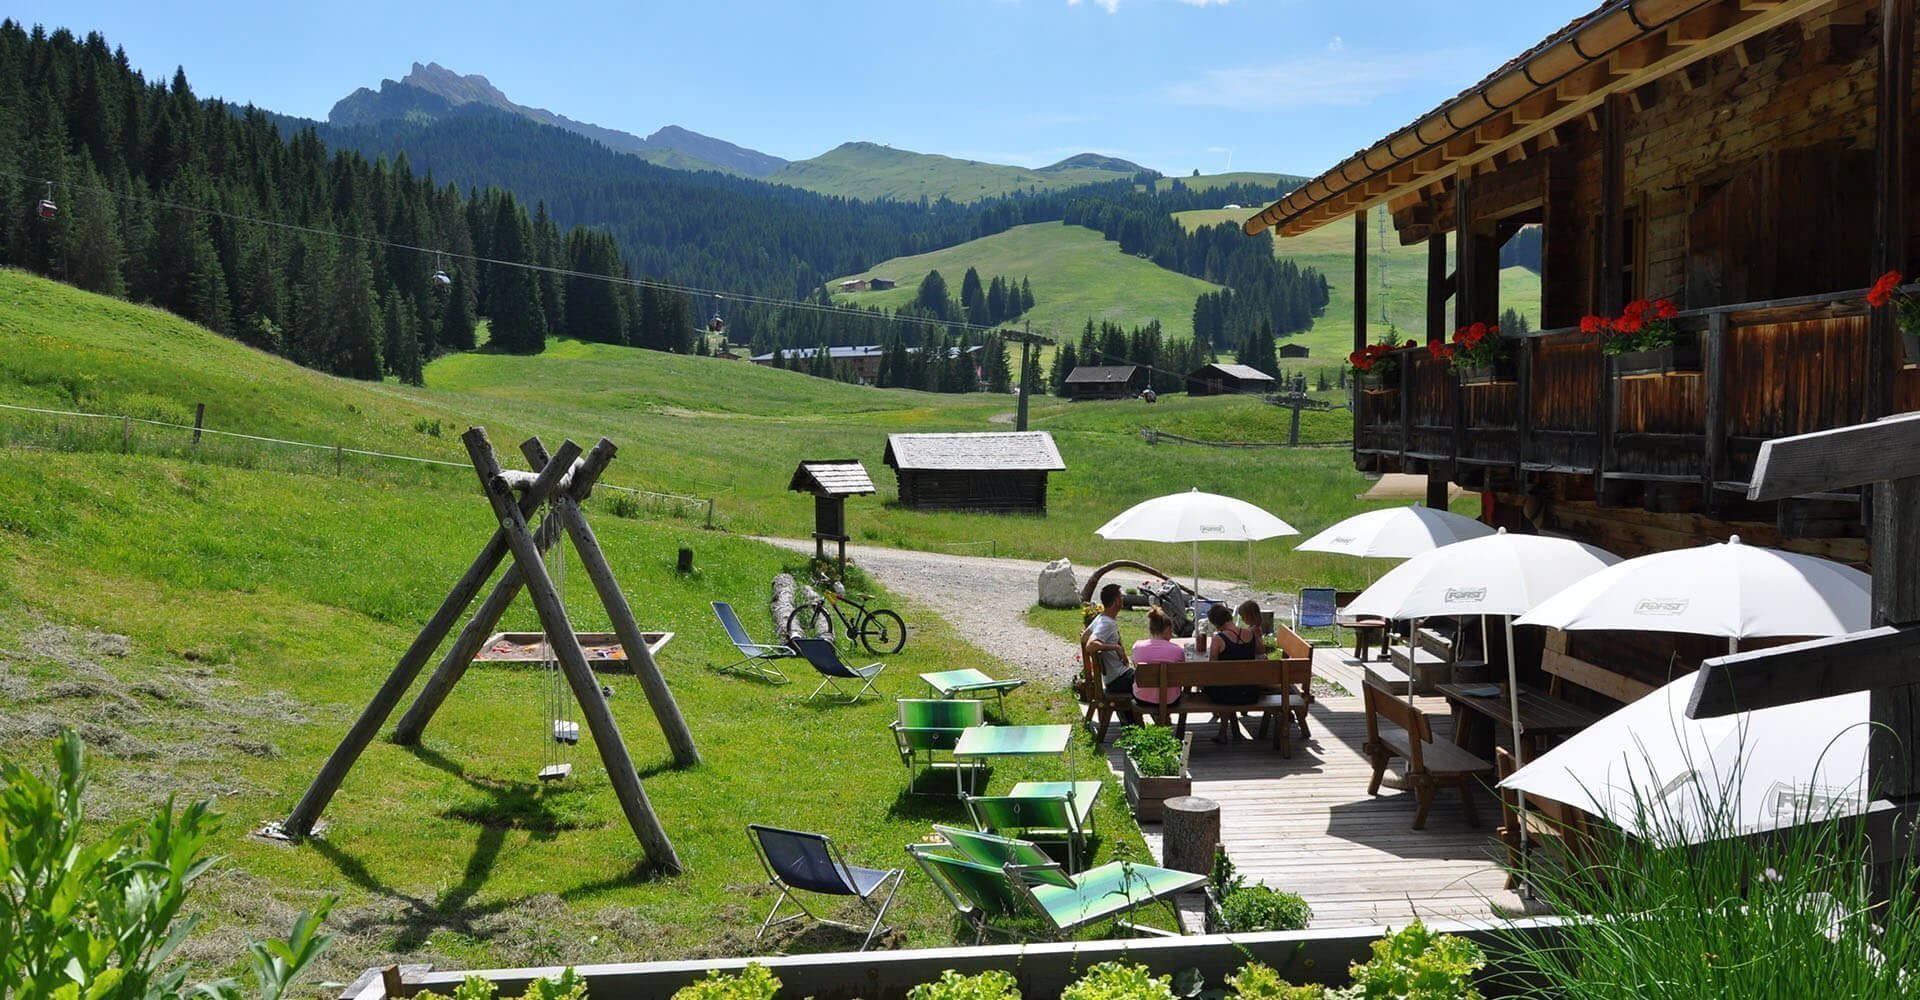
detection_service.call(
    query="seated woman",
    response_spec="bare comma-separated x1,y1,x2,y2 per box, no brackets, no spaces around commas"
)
1203,600,1267,741
1131,606,1185,715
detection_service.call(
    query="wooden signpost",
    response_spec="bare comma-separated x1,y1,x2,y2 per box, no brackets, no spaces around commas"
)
280,428,695,875
1688,412,1920,805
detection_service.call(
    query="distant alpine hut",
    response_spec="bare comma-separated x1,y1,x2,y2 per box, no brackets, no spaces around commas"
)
1278,343,1311,360
868,277,897,290
883,432,1065,514
1064,365,1145,400
788,459,877,573
1186,362,1276,397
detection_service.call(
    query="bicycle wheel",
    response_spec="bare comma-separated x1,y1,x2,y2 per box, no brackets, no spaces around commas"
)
858,609,907,655
784,603,836,644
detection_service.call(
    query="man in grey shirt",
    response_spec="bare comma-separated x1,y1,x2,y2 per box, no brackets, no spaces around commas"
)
1082,583,1134,694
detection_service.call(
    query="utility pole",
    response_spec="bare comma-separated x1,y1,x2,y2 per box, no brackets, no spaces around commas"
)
1003,324,1055,432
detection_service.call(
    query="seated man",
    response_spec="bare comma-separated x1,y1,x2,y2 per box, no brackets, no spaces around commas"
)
1081,582,1134,697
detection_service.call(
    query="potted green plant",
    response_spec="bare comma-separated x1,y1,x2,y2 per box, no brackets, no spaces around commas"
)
1431,322,1515,386
1590,298,1700,378
1347,337,1413,392
1115,725,1191,821
1869,270,1920,368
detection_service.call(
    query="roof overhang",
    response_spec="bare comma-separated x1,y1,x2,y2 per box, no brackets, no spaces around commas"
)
1245,0,1835,239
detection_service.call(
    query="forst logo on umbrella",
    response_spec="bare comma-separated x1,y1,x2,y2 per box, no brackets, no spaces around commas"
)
1199,524,1227,535
1634,598,1691,616
1443,587,1487,603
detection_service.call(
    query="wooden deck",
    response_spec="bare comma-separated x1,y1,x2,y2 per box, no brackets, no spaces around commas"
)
1119,645,1518,930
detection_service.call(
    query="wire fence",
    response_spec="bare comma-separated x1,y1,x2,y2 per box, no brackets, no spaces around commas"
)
0,400,719,526
1140,427,1354,449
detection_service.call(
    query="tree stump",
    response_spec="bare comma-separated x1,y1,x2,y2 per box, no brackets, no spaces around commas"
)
1162,795,1221,875
676,546,694,574
771,574,798,638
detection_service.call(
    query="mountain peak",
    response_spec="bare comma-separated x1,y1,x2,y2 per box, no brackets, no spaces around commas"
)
398,62,515,110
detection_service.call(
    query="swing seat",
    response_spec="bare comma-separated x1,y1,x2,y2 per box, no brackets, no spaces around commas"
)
553,720,580,744
538,763,573,782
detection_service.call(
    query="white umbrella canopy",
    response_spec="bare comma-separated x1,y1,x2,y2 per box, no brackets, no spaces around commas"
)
1344,528,1621,622
1500,674,1873,844
1295,504,1496,560
1514,534,1871,654
1095,488,1298,592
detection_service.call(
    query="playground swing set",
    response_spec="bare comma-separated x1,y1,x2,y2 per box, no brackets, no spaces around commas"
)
271,428,699,874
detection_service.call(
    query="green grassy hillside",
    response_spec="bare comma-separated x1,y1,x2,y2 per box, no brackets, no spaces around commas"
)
1175,208,1543,365
1156,171,1306,195
829,222,1222,341
770,142,1136,202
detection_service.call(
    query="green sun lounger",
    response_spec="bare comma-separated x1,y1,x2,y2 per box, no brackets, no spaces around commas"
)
964,781,1103,872
889,699,987,795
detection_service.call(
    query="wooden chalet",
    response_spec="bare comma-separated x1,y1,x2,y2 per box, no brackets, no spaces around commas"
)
1188,362,1278,396
1279,343,1312,360
882,432,1066,513
1245,0,1918,693
1064,364,1145,400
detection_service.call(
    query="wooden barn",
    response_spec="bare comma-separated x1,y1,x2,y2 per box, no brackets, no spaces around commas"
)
882,432,1066,513
1279,343,1311,360
1064,365,1145,400
1187,362,1277,396
1243,0,1919,693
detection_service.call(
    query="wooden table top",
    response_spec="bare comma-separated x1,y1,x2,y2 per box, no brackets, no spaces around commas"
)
1435,683,1601,736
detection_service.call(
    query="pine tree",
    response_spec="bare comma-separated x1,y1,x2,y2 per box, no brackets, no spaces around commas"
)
485,198,546,354
1051,343,1077,396
916,269,949,320
439,269,477,352
1020,277,1034,314
960,267,986,326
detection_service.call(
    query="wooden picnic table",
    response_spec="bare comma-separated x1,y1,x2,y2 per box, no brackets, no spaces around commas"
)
1436,682,1600,763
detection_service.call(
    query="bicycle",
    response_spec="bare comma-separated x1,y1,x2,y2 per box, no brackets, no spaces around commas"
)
786,572,909,655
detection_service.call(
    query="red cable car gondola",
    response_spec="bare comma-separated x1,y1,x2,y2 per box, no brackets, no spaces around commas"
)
36,182,56,221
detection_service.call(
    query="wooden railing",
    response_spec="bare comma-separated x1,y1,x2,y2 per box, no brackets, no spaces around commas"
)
1353,286,1920,499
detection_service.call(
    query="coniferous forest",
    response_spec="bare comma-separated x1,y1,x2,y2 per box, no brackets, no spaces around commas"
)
0,21,1326,391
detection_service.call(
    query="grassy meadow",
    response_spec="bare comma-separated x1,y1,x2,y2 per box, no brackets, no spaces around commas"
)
828,222,1223,343
770,143,1137,203
0,267,1441,975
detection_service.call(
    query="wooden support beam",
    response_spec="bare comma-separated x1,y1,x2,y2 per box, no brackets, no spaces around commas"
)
1702,312,1729,516
1355,210,1369,460
390,440,616,746
1746,412,1920,500
1689,625,1920,716
282,437,584,838
465,428,683,874
1871,0,1915,420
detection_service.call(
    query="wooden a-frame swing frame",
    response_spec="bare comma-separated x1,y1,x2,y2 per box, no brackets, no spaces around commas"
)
279,427,698,874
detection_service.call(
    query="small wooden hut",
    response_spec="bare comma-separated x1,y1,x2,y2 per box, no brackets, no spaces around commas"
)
1064,365,1145,400
789,460,876,571
882,432,1066,513
1187,362,1277,396
1279,344,1312,360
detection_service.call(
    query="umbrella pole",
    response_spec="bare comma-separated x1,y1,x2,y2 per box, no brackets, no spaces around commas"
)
1405,617,1421,713
1193,540,1200,597
1505,615,1530,867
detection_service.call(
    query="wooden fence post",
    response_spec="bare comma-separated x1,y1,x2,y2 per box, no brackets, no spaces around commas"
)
335,445,344,477
191,403,205,453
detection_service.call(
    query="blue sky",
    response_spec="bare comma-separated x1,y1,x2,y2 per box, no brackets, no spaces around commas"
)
14,0,1593,178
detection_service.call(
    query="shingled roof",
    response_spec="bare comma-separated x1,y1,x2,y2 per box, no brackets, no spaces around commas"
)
883,432,1066,472
1064,365,1141,384
788,460,876,496
1193,363,1275,382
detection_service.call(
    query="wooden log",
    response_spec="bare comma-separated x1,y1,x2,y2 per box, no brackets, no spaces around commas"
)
1162,795,1222,876
465,427,683,874
552,485,703,768
771,573,798,639
389,442,614,745
281,435,582,838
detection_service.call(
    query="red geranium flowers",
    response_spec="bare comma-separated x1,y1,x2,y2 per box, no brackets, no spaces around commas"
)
1591,298,1681,356
1347,339,1417,378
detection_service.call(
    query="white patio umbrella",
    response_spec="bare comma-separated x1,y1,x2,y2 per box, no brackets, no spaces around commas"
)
1295,503,1496,560
1515,535,1871,655
1346,529,1620,857
1501,674,1873,845
1095,487,1298,594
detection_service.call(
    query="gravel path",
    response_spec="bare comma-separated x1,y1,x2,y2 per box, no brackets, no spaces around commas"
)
755,538,1252,684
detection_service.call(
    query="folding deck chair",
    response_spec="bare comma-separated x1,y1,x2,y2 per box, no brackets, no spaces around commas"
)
890,698,988,794
791,636,886,703
964,780,1102,872
747,824,902,951
711,601,794,683
920,668,1025,716
907,825,1202,943
1293,587,1340,639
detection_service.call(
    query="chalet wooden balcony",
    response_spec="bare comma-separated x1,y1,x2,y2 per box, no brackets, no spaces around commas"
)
1353,287,1920,514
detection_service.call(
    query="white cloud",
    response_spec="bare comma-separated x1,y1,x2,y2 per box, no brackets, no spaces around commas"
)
1161,48,1471,110
1067,0,1227,11
1326,35,1344,52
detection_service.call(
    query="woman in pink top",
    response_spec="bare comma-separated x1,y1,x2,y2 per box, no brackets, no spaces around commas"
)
1131,606,1185,708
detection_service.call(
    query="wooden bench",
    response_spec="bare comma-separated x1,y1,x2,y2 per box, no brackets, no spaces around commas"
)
1361,675,1492,830
1542,631,1656,705
1075,643,1133,744
1496,746,1602,890
1135,626,1317,756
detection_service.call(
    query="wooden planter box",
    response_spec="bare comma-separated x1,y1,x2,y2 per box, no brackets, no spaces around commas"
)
1456,359,1517,386
1357,368,1400,393
1904,329,1920,369
1610,336,1703,379
1121,732,1193,822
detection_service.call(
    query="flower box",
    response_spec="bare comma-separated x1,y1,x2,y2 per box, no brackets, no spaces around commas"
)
1610,335,1703,379
1120,732,1193,822
1904,329,1920,369
1457,359,1517,386
1358,368,1401,393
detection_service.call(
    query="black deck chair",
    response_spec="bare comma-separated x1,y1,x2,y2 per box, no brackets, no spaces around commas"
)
747,824,902,951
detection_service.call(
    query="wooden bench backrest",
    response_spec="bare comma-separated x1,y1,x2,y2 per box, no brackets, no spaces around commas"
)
1272,624,1313,663
1134,658,1289,691
1362,675,1434,772
1541,631,1656,705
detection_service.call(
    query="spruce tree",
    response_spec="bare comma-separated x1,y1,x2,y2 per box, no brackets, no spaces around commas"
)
485,198,546,354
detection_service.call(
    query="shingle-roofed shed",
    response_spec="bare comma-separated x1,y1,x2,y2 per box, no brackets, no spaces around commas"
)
1187,362,1276,397
1064,365,1145,400
882,432,1066,513
789,459,876,572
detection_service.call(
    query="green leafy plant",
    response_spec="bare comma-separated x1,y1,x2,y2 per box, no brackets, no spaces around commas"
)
1226,964,1328,999
906,968,1022,999
672,963,781,1000
418,971,588,1000
1115,724,1184,777
1059,962,1178,1000
1210,845,1244,897
1344,922,1484,999
0,728,334,1000
1218,885,1314,933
